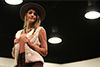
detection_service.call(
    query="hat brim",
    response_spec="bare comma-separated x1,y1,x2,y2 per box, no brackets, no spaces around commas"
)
20,2,46,21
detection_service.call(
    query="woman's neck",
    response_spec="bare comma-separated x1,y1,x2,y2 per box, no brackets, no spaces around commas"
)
27,22,34,29
24,22,33,33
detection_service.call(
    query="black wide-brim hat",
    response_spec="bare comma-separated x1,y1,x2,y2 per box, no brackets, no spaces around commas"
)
20,2,46,21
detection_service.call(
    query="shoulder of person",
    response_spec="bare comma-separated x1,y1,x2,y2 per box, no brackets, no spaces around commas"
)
16,29,23,34
39,26,46,33
15,29,23,38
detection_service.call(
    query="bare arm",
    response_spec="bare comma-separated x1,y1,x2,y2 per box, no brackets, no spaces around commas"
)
11,47,15,58
27,28,48,57
11,38,20,58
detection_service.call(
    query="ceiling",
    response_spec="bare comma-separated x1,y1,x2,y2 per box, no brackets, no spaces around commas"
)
0,0,100,64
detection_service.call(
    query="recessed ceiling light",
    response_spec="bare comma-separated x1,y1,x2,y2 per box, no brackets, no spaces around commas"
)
85,11,100,19
5,0,23,5
48,37,62,44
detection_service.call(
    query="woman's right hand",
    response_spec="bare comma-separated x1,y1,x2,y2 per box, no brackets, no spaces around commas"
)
14,38,19,44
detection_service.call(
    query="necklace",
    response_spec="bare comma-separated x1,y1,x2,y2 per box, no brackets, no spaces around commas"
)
23,28,33,33
26,28,33,33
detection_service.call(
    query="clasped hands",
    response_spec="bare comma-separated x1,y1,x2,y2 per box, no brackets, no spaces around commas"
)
14,33,30,44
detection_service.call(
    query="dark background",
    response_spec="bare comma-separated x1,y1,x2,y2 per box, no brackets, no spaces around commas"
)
0,0,100,64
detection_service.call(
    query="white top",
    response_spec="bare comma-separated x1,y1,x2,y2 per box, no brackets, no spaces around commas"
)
14,26,44,65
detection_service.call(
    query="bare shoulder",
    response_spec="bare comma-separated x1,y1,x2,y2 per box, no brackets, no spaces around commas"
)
39,27,46,34
39,27,47,41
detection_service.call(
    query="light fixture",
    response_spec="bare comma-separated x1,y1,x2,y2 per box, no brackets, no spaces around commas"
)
85,11,100,19
5,0,23,5
84,0,100,19
48,37,62,44
48,26,62,44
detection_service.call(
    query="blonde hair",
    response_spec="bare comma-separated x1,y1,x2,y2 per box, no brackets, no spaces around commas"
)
33,16,41,30
23,15,41,34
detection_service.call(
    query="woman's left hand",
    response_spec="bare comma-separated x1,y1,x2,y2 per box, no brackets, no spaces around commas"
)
20,33,30,43
23,37,30,43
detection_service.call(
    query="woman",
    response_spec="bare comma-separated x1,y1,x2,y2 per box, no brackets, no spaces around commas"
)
12,2,48,67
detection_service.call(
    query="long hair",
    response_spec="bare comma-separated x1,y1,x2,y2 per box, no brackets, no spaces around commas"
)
23,15,41,34
33,15,41,31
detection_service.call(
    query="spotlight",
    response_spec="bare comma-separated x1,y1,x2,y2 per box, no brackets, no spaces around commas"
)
5,0,23,5
85,11,100,19
85,0,100,19
48,37,62,44
48,26,62,44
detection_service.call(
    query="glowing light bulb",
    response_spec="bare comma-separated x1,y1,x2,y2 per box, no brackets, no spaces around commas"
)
85,11,100,19
5,0,23,5
48,37,62,44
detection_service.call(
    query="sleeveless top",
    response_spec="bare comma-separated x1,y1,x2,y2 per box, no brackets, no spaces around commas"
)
14,26,44,65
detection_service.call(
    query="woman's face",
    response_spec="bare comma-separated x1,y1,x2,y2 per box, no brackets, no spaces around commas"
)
26,9,37,23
